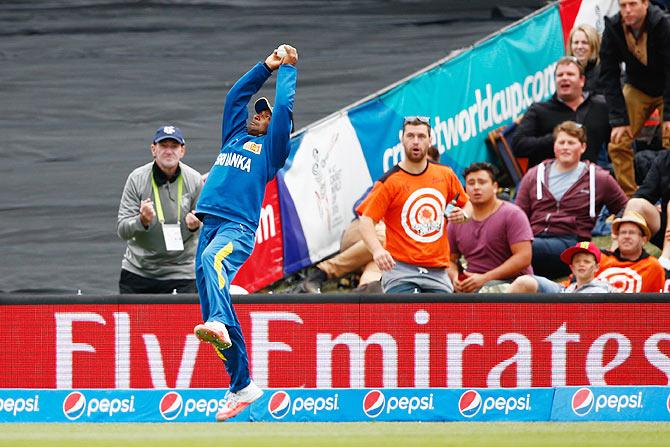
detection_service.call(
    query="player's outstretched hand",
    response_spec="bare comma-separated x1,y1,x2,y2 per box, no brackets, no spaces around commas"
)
265,44,298,70
265,49,282,71
280,44,298,66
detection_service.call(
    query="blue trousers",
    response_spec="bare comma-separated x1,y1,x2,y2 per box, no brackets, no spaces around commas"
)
531,234,578,279
195,216,255,392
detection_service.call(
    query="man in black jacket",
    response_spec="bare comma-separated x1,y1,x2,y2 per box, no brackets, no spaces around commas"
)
512,56,610,169
600,0,670,197
625,150,670,271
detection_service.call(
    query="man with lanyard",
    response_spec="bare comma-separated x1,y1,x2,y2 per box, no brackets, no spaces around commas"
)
117,125,203,293
192,45,297,421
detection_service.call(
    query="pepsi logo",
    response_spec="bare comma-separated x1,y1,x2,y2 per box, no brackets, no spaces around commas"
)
666,393,670,414
63,391,86,421
572,388,594,416
159,392,183,421
268,391,291,419
458,390,482,418
362,390,385,418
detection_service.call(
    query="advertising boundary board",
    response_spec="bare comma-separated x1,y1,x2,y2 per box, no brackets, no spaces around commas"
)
2,293,669,305
1,387,669,423
2,294,669,390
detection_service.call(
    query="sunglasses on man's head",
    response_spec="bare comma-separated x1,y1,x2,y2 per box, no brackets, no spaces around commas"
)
404,116,430,125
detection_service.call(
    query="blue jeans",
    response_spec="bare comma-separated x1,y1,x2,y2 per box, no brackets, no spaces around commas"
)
531,234,578,279
534,275,563,293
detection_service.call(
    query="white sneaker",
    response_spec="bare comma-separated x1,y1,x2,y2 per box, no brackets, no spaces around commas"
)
216,380,264,422
194,321,232,350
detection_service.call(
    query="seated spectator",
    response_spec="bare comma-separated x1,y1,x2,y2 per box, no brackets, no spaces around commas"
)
598,211,665,292
624,150,670,271
448,162,533,293
515,121,628,279
567,24,603,95
509,242,614,293
117,126,203,293
300,146,441,294
300,219,386,294
357,117,471,293
512,56,610,169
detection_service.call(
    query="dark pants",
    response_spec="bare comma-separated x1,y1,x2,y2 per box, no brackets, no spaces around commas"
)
385,283,447,294
531,234,578,279
119,269,196,294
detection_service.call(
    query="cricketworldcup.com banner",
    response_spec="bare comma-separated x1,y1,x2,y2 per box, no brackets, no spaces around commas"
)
1,299,669,390
277,5,565,274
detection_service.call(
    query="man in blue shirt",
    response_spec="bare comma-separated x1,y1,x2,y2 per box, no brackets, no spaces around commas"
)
193,44,297,421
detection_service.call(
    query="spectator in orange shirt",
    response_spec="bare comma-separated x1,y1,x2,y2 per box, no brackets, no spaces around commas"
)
598,211,665,292
299,145,442,294
356,116,471,293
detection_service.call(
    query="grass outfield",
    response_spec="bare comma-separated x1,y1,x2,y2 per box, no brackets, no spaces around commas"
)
1,422,670,447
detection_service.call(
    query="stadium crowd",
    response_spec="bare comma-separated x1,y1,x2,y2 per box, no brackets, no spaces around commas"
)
295,0,670,295
118,0,670,296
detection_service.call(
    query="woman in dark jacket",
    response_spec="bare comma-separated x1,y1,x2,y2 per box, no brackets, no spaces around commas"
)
567,23,602,95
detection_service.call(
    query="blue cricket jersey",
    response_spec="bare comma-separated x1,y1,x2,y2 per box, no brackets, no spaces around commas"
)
196,62,297,230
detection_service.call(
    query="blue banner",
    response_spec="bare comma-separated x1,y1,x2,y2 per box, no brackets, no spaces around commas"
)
14,386,669,423
350,5,565,181
551,386,670,422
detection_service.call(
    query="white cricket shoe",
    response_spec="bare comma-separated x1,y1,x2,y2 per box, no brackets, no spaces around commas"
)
216,380,264,422
193,321,232,350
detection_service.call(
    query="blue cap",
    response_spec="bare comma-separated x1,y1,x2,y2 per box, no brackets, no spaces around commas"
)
254,97,273,114
153,125,185,145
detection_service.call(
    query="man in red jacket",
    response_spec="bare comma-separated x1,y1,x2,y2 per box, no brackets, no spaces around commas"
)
515,121,628,279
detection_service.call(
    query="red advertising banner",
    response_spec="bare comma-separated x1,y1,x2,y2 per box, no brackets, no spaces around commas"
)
1,300,669,389
232,178,283,293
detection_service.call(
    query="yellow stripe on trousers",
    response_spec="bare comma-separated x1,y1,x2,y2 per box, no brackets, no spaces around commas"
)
214,242,234,290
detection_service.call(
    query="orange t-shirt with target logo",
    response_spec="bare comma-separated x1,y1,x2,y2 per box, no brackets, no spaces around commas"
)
356,162,468,267
596,250,666,293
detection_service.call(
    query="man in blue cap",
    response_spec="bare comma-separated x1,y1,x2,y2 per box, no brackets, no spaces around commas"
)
117,125,203,293
192,44,298,421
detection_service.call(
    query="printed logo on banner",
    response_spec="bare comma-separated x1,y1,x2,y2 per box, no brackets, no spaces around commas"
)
667,393,670,413
63,391,86,421
459,390,483,418
62,391,136,420
572,388,595,417
571,388,643,416
362,389,434,418
159,392,183,421
0,394,40,417
268,390,340,419
268,391,291,420
363,390,386,418
458,389,532,418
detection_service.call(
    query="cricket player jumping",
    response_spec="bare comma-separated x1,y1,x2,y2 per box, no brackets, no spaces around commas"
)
193,44,298,421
